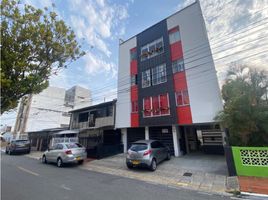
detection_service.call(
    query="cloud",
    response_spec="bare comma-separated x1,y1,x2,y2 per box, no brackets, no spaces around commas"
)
49,70,71,89
84,52,117,77
92,88,117,105
176,0,268,84
69,0,129,57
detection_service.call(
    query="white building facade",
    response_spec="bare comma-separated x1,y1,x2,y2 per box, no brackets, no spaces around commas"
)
14,86,91,135
116,2,224,156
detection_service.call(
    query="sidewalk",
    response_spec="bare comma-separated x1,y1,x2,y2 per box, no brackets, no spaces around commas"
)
80,153,228,195
25,151,229,195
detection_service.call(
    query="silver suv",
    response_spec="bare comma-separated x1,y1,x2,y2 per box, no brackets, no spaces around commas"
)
42,143,87,167
126,140,171,171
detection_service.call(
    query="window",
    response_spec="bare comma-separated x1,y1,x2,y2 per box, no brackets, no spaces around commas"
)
56,144,64,150
143,97,152,117
160,94,170,115
142,93,170,118
107,105,113,116
141,37,164,61
142,69,151,88
175,90,190,106
78,112,89,122
131,101,138,113
169,28,181,44
130,49,137,61
130,143,148,151
152,96,160,116
152,64,167,85
131,74,138,86
172,59,184,73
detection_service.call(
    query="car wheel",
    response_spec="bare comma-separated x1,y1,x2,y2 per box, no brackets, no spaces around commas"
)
57,158,63,168
166,152,171,160
78,160,84,165
42,155,47,164
126,163,133,169
150,158,157,171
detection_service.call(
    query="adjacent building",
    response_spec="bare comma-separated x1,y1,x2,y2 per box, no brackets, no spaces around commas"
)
14,86,91,137
69,100,122,158
116,2,223,156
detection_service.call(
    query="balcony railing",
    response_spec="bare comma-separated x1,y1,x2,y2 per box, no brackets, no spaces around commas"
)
95,116,114,128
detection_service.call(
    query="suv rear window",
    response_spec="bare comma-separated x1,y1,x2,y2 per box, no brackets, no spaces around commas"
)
130,143,148,151
66,143,82,149
14,140,29,144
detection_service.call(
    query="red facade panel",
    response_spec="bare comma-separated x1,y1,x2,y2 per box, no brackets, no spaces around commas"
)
170,41,183,61
168,26,179,34
131,113,139,127
152,96,160,116
173,72,187,92
160,94,169,115
143,97,152,117
131,85,138,101
130,60,137,75
177,106,192,125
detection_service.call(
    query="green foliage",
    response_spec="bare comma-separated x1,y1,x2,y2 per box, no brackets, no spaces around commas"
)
215,65,268,146
1,0,85,113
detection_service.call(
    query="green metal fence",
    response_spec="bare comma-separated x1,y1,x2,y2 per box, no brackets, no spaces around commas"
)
232,146,268,177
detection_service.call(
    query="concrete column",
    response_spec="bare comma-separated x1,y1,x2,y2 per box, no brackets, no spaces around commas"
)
172,125,182,157
145,126,149,140
121,128,127,153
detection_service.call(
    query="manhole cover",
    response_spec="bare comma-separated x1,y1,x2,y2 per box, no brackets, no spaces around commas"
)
183,172,192,177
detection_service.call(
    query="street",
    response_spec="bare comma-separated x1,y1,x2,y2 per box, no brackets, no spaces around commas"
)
1,152,232,200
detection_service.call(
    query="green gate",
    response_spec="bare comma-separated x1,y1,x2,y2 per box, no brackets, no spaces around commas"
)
232,146,268,177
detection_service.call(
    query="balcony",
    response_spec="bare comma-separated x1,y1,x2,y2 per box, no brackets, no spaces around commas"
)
72,121,89,129
72,116,114,129
95,116,114,128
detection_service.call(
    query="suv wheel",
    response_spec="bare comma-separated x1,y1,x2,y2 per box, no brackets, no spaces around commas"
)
166,152,171,160
57,158,63,168
150,158,157,171
42,155,47,164
126,163,133,169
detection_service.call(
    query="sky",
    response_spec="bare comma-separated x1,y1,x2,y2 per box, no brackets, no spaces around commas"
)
1,0,268,128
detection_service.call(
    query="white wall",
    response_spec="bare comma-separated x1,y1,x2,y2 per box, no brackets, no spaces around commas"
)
167,2,223,123
116,37,137,128
26,87,69,132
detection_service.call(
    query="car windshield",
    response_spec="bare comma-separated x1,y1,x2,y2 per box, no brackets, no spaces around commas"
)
15,140,29,144
130,143,148,151
66,143,82,149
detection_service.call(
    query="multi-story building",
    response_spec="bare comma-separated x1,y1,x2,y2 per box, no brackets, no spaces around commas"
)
116,2,223,156
13,86,91,136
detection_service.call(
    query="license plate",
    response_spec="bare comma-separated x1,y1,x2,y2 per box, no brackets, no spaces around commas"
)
76,157,81,160
132,160,140,165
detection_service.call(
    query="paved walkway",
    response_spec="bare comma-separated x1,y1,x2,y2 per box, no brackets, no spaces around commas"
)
25,151,228,195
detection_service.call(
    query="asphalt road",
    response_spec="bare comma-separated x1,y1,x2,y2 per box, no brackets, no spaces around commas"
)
1,152,233,200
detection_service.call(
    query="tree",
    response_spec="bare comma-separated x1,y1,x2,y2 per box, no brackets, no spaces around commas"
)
1,0,85,114
216,65,268,146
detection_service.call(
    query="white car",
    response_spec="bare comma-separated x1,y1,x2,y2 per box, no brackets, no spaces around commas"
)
42,143,87,167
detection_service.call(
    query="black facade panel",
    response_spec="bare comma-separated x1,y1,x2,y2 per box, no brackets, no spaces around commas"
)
127,128,145,149
149,126,174,155
136,20,177,127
